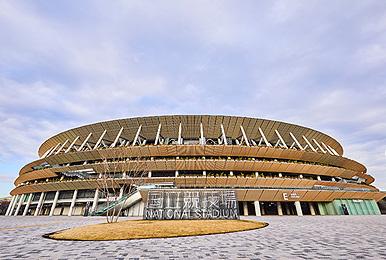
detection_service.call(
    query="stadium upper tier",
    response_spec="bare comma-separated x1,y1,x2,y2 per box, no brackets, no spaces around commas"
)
12,115,376,193
38,115,344,157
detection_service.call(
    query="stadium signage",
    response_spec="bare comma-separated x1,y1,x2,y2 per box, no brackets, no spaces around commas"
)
144,190,239,220
282,192,300,200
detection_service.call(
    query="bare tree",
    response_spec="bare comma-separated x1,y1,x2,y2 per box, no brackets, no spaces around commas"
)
93,148,148,223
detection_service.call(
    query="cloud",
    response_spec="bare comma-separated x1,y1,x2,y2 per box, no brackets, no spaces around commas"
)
0,175,14,183
356,44,386,67
0,0,386,196
269,0,308,23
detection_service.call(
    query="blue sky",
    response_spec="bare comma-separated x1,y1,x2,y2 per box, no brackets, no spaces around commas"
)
0,1,386,197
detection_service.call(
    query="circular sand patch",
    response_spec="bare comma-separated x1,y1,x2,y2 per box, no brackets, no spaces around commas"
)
47,219,267,241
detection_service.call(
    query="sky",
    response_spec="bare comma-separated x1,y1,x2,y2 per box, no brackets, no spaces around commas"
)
0,0,386,197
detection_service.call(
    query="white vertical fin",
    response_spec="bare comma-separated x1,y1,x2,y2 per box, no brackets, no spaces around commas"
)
55,139,69,155
78,133,92,151
41,146,55,158
111,127,124,148
240,125,250,146
221,124,228,145
47,143,61,157
289,132,304,150
258,127,272,147
65,136,80,153
275,130,288,149
312,139,326,153
132,125,142,146
94,130,107,150
178,122,182,145
302,135,317,152
321,142,335,155
155,123,162,145
327,145,340,156
200,122,205,145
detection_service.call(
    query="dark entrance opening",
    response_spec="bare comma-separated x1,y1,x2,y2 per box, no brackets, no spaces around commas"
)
282,202,296,215
18,205,26,215
28,205,37,215
310,202,320,215
151,171,176,177
238,201,243,215
237,201,256,216
261,202,278,215
247,202,256,215
300,202,312,215
41,204,51,215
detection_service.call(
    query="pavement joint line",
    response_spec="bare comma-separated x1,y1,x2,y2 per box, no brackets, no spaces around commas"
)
0,215,385,259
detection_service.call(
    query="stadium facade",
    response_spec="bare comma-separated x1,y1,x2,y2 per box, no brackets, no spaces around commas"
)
6,115,385,217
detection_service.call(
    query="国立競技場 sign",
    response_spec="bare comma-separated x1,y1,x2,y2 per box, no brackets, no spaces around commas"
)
144,190,239,220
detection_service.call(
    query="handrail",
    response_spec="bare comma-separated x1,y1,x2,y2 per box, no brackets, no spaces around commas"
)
89,188,138,216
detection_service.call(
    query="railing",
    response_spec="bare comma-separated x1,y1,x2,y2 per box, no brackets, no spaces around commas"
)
89,188,138,216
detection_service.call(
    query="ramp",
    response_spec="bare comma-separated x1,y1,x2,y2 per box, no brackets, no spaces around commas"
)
90,190,142,216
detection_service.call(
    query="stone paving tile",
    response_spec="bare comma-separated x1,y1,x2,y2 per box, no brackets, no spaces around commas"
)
0,215,385,259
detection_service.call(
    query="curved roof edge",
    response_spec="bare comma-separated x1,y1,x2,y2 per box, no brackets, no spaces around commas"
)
38,115,344,157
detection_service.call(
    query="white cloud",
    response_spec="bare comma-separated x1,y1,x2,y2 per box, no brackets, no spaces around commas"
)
269,0,309,23
0,0,386,193
356,44,386,67
0,174,15,183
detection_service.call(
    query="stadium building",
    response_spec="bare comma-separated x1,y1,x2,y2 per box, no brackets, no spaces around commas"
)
6,115,385,217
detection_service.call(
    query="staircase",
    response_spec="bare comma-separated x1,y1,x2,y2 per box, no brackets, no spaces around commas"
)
90,189,142,216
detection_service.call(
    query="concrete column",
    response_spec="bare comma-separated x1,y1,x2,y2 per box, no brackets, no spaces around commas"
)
203,170,206,176
254,201,261,216
277,202,283,216
278,173,283,178
243,201,249,216
68,190,78,216
255,172,259,178
122,172,127,178
148,171,152,178
309,202,316,216
295,201,303,216
175,170,179,177
91,189,99,212
23,193,33,216
14,194,25,216
8,194,19,216
34,192,45,216
49,191,60,216
5,196,16,216
230,171,234,176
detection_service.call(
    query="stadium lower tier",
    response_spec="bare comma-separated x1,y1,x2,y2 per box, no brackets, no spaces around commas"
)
5,177,383,217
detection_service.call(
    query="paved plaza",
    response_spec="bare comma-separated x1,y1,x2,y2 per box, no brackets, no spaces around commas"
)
0,215,385,259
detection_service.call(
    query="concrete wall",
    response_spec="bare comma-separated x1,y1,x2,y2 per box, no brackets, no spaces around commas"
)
128,201,145,217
